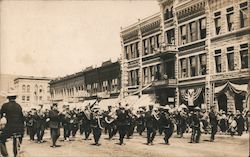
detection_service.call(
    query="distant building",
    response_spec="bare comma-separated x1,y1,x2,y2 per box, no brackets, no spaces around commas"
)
120,0,249,113
14,76,52,110
49,60,121,108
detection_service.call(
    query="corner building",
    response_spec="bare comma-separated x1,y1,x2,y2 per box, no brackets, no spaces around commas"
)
120,0,249,113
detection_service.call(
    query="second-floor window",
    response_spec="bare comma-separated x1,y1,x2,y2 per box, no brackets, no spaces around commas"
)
226,7,234,32
227,47,235,71
199,54,207,75
26,96,30,102
190,56,197,77
214,49,222,73
214,11,221,35
143,67,149,84
180,58,187,78
27,85,30,92
22,85,26,92
240,2,248,28
143,39,149,55
240,43,249,69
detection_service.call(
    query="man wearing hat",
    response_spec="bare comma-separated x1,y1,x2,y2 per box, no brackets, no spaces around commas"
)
235,110,245,136
0,91,25,157
61,105,71,141
90,107,103,146
48,103,60,148
145,104,159,145
159,106,174,145
209,106,218,142
116,106,130,145
189,106,201,143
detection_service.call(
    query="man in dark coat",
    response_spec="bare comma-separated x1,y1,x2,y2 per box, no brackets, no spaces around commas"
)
159,106,174,145
145,105,159,145
48,104,60,148
209,106,218,142
236,110,245,136
0,94,25,157
116,106,129,145
189,107,201,143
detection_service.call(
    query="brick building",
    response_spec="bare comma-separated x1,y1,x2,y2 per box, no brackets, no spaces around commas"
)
120,0,249,113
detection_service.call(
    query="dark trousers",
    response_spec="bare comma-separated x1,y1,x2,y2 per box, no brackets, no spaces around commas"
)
191,127,201,143
29,126,36,140
210,125,217,140
36,126,45,142
83,124,91,139
92,127,102,144
118,125,128,144
163,128,173,144
63,124,71,139
107,123,115,139
147,127,156,144
137,124,145,135
50,128,60,146
71,124,78,137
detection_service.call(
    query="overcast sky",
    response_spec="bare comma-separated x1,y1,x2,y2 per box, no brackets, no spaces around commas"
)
0,0,159,77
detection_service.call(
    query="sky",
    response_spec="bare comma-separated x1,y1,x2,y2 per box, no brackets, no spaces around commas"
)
0,0,159,77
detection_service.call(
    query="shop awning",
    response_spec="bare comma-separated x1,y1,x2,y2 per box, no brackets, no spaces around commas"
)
131,94,158,110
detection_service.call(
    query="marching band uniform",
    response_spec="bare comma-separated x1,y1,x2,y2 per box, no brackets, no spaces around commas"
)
62,107,71,141
36,106,46,143
48,104,60,148
136,110,145,136
159,108,174,145
145,105,159,145
90,108,103,146
208,107,218,142
82,107,92,140
116,107,129,145
190,107,201,143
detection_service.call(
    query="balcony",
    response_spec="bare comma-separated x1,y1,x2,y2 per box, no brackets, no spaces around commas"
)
160,43,177,53
152,78,177,87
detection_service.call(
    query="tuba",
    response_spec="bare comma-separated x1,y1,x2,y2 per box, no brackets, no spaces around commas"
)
105,111,117,124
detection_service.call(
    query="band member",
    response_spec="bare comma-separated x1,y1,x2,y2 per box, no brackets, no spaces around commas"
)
90,107,103,146
104,106,117,139
82,105,92,140
116,105,130,145
145,105,159,145
61,105,71,141
209,106,218,142
189,107,201,143
136,108,145,136
48,103,61,148
36,104,46,143
159,106,174,145
70,108,79,137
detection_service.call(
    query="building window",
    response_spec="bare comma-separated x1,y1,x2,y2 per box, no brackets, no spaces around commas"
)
136,42,140,57
39,85,43,93
22,96,25,101
199,18,206,39
227,47,235,71
149,66,155,81
240,43,249,69
240,2,248,28
39,96,42,101
226,7,234,32
190,21,197,42
215,49,222,73
180,25,187,45
199,54,207,75
125,46,129,60
143,39,149,56
26,96,30,101
155,64,161,80
150,36,155,54
135,69,139,85
22,85,26,92
190,56,197,77
180,58,187,78
166,29,175,44
214,11,221,35
27,85,30,92
143,67,148,84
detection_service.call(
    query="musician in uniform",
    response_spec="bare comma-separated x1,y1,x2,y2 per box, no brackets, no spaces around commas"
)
90,107,103,146
159,106,174,145
189,107,202,143
116,105,129,145
61,105,71,141
136,108,145,136
70,108,79,138
36,104,46,143
82,105,92,140
145,105,159,145
208,106,218,142
104,106,117,140
48,103,61,148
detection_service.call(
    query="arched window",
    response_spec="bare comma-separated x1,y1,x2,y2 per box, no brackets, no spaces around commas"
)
27,85,30,92
164,7,173,21
22,85,26,92
39,85,43,93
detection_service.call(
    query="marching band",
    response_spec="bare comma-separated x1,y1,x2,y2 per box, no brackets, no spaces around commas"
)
22,101,249,147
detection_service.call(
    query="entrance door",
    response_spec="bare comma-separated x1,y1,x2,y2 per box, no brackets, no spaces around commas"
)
235,94,245,112
217,93,227,113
